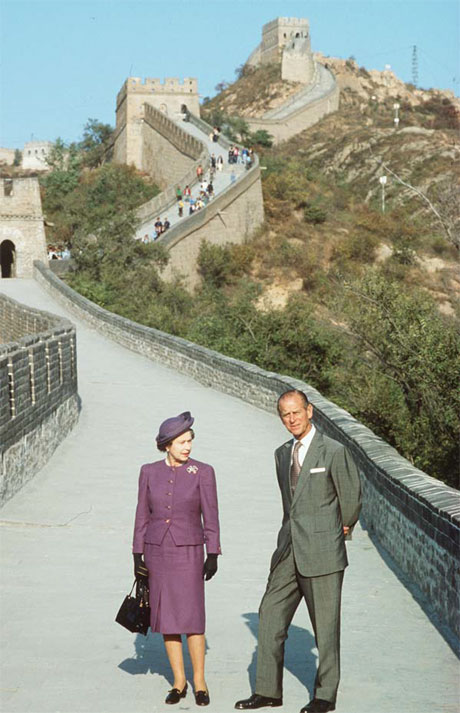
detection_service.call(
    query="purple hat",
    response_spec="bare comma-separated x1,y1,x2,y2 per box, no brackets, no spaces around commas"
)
156,411,194,447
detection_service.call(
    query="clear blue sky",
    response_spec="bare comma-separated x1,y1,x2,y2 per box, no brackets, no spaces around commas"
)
1,0,458,148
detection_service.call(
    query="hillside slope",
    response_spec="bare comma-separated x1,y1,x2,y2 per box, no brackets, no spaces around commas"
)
203,56,459,314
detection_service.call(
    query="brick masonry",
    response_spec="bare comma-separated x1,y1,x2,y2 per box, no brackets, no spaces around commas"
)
0,293,80,504
0,178,48,278
34,261,460,638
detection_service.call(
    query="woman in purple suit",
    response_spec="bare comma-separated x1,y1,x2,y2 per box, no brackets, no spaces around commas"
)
132,411,221,707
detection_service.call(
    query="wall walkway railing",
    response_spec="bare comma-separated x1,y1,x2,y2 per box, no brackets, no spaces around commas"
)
0,293,80,504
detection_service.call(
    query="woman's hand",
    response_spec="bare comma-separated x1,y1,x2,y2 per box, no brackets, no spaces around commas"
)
203,554,218,581
133,553,149,582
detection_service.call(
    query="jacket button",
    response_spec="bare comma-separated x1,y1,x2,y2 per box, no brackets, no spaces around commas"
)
165,519,170,523
169,479,173,484
167,492,172,496
166,505,171,509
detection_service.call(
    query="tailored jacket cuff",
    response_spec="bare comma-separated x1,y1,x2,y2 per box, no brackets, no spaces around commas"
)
205,544,222,556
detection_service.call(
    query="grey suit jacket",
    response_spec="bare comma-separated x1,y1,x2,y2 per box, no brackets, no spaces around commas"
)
270,429,362,577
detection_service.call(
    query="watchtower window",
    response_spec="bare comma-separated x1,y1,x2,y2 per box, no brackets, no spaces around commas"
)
296,32,300,37
4,179,13,197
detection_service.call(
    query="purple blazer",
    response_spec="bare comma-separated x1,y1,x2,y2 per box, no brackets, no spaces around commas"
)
132,457,221,555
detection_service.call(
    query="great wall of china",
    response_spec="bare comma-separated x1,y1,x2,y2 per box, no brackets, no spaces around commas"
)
0,17,459,648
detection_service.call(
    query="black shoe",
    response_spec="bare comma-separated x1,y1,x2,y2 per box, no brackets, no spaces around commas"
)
195,690,210,706
235,693,283,709
165,684,188,704
301,699,335,713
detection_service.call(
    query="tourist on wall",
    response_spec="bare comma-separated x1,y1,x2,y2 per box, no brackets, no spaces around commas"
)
196,164,204,181
175,186,183,201
132,411,221,707
210,154,216,169
206,182,214,198
178,200,184,218
163,218,171,231
216,155,224,172
184,185,192,202
154,217,163,235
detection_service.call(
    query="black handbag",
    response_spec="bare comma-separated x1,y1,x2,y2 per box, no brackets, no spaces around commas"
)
115,579,151,636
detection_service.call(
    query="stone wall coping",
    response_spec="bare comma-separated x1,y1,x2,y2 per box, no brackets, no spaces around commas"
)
33,260,460,546
0,292,75,354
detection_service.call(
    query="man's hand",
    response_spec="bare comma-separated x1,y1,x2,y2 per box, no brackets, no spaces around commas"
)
343,526,350,536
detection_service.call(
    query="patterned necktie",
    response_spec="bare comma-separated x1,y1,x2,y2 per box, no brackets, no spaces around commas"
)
290,440,302,493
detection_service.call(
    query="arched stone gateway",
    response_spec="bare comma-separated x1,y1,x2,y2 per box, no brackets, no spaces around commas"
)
0,178,47,277
0,239,16,278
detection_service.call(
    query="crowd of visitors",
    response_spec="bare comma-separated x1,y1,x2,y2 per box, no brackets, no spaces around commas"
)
228,145,254,168
141,139,254,242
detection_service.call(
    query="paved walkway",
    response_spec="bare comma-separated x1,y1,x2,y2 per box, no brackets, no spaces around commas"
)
136,120,247,239
0,279,458,713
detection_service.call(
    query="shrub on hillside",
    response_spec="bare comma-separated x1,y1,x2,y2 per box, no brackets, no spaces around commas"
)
304,201,327,224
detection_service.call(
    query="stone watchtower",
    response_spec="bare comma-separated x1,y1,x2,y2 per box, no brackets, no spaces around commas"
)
113,77,200,167
247,17,316,84
0,178,47,278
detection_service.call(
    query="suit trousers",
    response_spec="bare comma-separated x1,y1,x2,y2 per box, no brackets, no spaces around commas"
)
255,547,344,703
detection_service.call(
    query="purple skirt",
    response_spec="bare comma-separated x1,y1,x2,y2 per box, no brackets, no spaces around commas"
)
144,530,205,635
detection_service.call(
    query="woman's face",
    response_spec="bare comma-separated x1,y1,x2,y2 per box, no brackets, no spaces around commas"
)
166,430,193,465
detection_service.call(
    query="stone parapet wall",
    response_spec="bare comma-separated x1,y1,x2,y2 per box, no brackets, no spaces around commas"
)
140,104,204,189
33,261,460,637
246,76,340,144
0,293,80,504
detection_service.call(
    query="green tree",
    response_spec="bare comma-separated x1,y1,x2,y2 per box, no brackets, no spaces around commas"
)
78,118,114,168
332,271,460,486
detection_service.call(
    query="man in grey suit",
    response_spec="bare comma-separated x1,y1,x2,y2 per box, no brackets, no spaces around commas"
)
235,390,362,713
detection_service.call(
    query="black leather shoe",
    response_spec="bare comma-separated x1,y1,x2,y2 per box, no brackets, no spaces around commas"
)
301,699,335,713
235,694,283,709
195,690,210,706
165,684,187,704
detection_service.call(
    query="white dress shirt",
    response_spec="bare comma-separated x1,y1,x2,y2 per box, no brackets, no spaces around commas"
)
291,424,316,468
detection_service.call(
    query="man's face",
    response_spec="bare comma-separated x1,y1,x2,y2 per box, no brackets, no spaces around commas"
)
278,394,313,440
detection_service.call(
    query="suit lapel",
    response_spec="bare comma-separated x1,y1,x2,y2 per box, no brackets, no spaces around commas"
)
279,441,293,504
291,430,324,507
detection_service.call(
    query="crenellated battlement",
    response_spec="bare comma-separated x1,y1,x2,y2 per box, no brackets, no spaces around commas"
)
263,16,310,30
117,76,198,108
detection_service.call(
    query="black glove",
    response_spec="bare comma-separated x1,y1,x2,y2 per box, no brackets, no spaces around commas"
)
203,554,218,581
133,553,149,582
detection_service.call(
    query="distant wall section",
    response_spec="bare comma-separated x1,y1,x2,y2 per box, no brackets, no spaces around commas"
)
246,76,340,144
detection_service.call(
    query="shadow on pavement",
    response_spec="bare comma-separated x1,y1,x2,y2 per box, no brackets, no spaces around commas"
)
118,632,209,683
242,612,317,696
